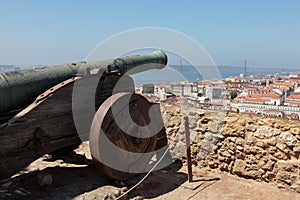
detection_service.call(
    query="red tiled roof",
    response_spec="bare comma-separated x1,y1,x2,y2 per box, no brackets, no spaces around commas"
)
272,87,287,92
273,81,295,87
284,113,299,119
261,110,282,114
284,101,300,105
287,95,300,99
290,92,300,95
244,98,271,103
249,93,281,99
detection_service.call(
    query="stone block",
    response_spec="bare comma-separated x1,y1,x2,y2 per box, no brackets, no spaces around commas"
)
280,132,297,147
233,159,246,175
246,125,257,132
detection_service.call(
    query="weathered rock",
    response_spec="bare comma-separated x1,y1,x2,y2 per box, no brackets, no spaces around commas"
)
236,145,244,151
236,137,244,146
221,126,244,137
120,187,128,194
280,132,297,147
276,143,287,152
291,183,300,193
245,135,256,145
113,189,121,198
212,133,225,141
247,169,265,179
236,151,245,159
200,117,210,124
263,171,276,182
258,120,264,125
273,123,281,129
268,146,277,155
273,129,281,136
277,171,292,185
218,155,226,162
293,146,300,154
233,159,246,175
276,161,299,172
261,160,276,171
219,150,232,158
281,126,290,131
246,125,257,132
255,141,265,148
228,137,237,143
274,152,289,160
189,111,197,116
266,138,277,147
254,126,273,138
208,160,219,169
265,131,274,138
219,162,229,171
290,127,300,135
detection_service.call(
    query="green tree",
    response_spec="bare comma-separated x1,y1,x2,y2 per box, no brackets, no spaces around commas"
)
230,91,238,100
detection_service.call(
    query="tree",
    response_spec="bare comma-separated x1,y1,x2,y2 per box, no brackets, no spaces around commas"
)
230,91,238,100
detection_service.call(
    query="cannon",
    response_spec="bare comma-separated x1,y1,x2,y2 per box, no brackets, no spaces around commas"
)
0,50,169,180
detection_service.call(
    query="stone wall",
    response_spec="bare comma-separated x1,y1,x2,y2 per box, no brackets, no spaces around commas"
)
161,105,300,192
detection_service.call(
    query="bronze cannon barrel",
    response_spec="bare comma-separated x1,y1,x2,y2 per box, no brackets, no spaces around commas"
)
0,50,167,113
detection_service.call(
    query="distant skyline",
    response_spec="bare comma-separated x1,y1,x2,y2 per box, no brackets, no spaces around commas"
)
0,0,300,68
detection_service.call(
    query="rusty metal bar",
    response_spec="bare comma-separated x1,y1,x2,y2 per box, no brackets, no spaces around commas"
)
184,116,193,182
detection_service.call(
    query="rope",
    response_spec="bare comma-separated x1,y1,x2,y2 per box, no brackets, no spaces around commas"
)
116,145,171,199
117,113,186,199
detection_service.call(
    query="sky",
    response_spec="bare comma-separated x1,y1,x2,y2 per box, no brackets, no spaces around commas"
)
0,0,299,68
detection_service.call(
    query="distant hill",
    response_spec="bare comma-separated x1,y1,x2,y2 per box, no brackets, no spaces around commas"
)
169,65,300,82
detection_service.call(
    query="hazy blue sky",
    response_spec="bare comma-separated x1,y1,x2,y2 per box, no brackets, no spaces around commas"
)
0,0,299,68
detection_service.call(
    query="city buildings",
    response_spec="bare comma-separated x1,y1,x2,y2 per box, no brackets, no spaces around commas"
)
140,72,300,120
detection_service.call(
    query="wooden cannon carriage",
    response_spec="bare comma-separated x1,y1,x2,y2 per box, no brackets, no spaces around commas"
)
0,50,169,180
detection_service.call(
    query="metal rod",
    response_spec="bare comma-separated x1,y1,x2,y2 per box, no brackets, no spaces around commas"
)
184,116,193,182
